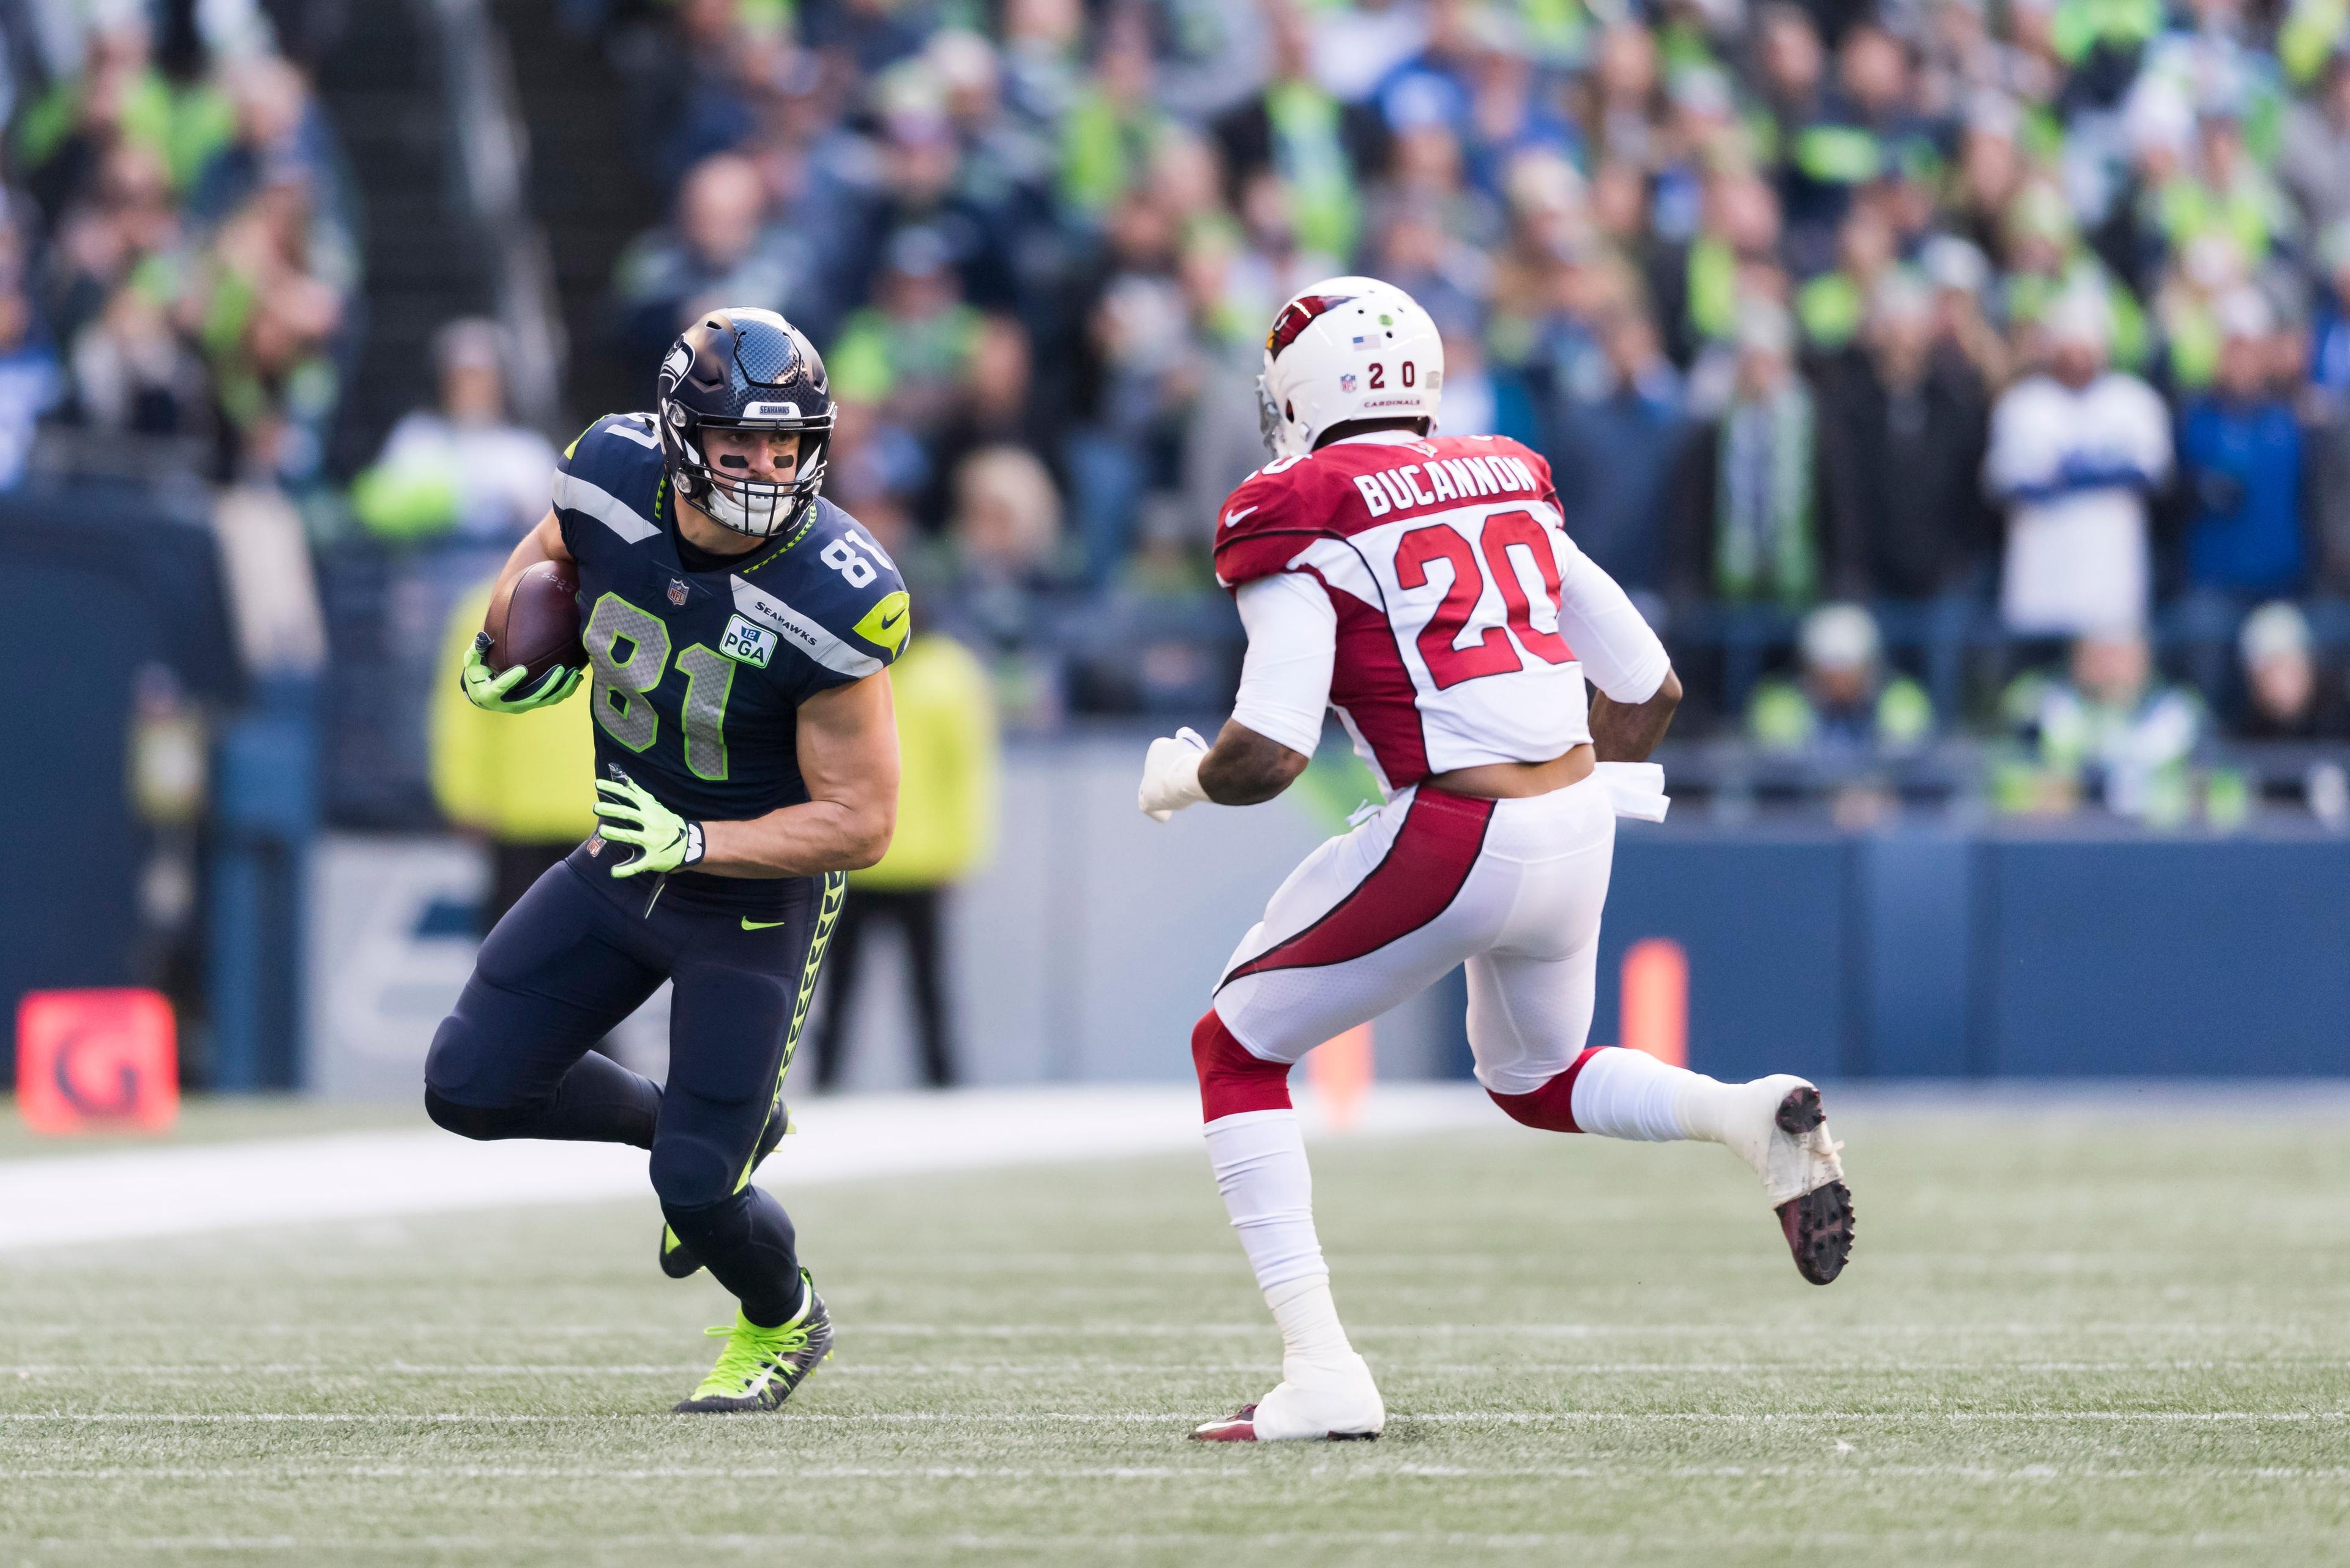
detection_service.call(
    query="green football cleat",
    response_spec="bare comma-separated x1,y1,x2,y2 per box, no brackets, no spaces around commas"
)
673,1272,832,1414
660,1100,793,1279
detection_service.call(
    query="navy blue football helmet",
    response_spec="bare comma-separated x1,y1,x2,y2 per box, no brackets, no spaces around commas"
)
655,308,835,537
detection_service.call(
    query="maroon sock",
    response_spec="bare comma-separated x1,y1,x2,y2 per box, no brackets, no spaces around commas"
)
1192,1009,1293,1121
1486,1046,1608,1133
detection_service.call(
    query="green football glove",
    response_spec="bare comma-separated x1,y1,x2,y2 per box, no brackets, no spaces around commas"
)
461,633,582,713
593,776,706,878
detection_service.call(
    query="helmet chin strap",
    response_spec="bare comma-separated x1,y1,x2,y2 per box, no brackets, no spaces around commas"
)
684,446,794,537
699,477,765,535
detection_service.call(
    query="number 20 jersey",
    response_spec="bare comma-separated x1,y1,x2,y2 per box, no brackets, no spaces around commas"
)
1212,433,1669,794
552,411,909,824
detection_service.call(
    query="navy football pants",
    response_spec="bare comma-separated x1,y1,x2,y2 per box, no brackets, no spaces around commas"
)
424,848,842,1325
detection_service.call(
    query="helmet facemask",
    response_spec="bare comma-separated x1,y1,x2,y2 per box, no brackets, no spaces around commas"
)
668,407,834,539
1256,375,1305,459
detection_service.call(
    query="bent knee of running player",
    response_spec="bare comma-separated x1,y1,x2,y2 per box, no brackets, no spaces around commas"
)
425,862,659,1125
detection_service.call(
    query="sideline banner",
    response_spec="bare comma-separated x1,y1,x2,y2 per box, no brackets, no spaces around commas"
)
16,988,178,1134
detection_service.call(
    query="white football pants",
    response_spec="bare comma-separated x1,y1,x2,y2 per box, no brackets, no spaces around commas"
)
1211,775,1614,1094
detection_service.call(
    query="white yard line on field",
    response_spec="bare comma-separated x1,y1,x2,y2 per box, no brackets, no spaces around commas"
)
4,1319,2322,1340
4,1358,2333,1377
29,1531,2346,1555
0,1085,1490,1253
9,1463,2350,1482
6,1411,2343,1424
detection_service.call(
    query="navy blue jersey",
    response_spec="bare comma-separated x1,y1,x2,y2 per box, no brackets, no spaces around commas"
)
552,412,909,827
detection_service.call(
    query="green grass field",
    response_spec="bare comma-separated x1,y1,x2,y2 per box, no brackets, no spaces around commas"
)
4,1096,2348,1566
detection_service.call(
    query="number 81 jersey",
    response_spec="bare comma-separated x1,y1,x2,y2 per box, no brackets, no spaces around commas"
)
552,412,909,821
1211,432,1669,794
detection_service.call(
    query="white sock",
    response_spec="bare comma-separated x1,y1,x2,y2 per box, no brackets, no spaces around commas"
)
1203,1109,1359,1371
1266,1276,1356,1381
1569,1047,1740,1143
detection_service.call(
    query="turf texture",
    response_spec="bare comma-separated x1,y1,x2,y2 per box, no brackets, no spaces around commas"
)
4,1096,2348,1566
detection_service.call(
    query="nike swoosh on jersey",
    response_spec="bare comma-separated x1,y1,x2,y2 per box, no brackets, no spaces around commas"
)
1223,505,1258,528
852,589,912,655
741,917,788,931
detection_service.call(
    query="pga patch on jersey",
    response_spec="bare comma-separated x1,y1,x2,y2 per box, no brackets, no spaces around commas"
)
717,612,779,668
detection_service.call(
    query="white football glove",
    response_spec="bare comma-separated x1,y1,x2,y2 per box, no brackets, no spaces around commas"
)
1138,726,1210,822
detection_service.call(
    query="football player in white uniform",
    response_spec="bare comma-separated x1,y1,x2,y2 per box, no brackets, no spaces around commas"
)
1138,278,1854,1442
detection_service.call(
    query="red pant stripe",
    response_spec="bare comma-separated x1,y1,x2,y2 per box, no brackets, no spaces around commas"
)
1219,788,1495,989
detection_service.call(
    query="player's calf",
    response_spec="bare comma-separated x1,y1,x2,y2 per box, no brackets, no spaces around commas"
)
658,1097,793,1280
1190,1009,1387,1442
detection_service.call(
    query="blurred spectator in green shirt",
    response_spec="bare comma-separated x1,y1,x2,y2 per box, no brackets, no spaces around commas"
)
1747,602,1934,752
1999,630,2205,819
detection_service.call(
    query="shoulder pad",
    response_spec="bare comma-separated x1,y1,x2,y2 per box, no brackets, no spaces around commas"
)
1211,455,1335,588
553,413,666,545
733,500,911,680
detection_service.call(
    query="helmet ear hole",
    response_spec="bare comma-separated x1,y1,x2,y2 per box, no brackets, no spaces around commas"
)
1285,400,1294,421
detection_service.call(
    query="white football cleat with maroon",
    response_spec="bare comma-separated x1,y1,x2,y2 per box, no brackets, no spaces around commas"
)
1707,1074,1855,1285
1193,1353,1385,1441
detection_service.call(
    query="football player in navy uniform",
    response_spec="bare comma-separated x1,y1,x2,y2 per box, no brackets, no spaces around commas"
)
422,309,907,1413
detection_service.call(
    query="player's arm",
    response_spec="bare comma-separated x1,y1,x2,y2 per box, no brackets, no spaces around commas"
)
1589,670,1682,763
594,673,899,879
1197,721,1310,805
699,671,900,877
461,509,582,714
486,507,573,624
1141,573,1332,818
1554,531,1681,763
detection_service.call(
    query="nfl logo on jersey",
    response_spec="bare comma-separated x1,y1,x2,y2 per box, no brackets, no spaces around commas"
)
667,578,689,607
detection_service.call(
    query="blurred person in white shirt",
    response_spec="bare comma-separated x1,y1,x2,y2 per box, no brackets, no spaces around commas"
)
1984,291,2173,635
353,319,559,543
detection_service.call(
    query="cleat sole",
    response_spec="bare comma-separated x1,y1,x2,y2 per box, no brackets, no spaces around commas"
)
1777,1179,1856,1285
1775,1085,1825,1136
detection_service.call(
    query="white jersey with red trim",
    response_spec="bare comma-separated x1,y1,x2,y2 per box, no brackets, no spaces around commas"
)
1213,431,1671,793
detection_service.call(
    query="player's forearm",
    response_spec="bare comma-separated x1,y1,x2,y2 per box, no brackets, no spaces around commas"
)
1198,719,1310,805
487,511,571,627
1589,668,1683,763
698,799,895,878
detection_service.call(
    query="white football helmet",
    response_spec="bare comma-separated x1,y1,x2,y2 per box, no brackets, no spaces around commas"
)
1256,276,1445,458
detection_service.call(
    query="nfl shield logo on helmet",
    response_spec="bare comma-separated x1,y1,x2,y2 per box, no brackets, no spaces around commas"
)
668,578,689,607
1340,372,1357,393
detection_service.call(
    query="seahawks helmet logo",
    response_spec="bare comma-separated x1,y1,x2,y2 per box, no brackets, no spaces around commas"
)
662,343,691,381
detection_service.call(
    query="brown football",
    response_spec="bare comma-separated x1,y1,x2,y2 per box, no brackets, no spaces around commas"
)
486,559,585,682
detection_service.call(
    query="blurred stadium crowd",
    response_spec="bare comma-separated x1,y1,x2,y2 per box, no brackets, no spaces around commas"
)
10,0,2350,826
0,0,352,490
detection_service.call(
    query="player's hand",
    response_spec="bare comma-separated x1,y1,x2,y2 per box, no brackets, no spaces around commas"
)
593,777,706,878
1139,726,1211,822
461,633,582,713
